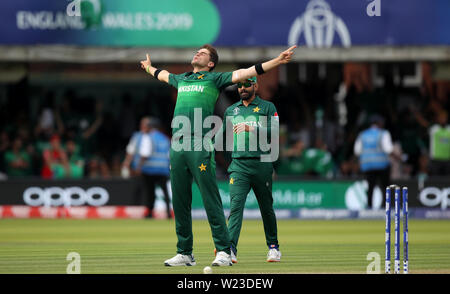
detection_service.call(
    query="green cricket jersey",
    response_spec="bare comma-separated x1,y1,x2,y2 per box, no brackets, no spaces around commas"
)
223,96,278,158
169,71,233,137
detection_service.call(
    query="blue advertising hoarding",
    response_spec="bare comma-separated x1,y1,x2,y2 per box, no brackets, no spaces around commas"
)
0,0,449,47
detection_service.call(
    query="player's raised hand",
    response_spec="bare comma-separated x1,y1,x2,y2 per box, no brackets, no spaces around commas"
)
140,54,170,83
140,54,152,71
277,45,297,64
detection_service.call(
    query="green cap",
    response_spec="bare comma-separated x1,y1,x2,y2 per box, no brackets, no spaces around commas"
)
246,76,257,83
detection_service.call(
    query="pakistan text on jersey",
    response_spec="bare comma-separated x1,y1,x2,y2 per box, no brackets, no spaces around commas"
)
178,85,205,93
234,121,263,127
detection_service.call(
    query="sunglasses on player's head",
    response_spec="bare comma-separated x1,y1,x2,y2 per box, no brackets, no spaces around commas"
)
237,81,254,88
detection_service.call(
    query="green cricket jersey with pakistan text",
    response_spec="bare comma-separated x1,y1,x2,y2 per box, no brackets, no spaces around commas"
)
222,95,280,253
169,71,233,136
167,70,234,256
223,96,278,158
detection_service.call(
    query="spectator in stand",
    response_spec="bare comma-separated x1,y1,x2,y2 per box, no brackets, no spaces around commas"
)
301,138,334,178
338,156,360,178
428,110,450,175
16,125,40,176
397,108,427,175
274,125,305,176
34,92,57,140
289,118,312,148
41,134,70,179
55,90,81,135
275,126,333,177
56,96,104,161
86,155,111,179
4,137,32,177
411,101,450,175
76,99,105,158
65,139,84,179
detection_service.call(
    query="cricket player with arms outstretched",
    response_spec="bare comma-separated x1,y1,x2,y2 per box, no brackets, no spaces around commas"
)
140,44,296,267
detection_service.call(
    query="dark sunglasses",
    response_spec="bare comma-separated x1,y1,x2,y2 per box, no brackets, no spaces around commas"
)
237,81,254,88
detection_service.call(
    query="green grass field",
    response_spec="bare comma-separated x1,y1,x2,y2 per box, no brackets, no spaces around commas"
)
0,219,449,274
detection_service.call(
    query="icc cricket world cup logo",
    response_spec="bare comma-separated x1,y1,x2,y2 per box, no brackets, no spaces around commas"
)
288,0,351,48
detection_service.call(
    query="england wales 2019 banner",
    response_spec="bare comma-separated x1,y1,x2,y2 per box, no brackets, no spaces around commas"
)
0,0,449,47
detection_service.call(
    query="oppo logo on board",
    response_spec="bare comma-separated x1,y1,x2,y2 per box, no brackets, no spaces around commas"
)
419,187,450,209
23,187,109,207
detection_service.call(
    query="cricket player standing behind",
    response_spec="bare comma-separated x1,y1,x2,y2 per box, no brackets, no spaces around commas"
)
221,77,281,263
140,45,296,267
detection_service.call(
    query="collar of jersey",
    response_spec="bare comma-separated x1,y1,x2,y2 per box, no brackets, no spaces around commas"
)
238,95,261,107
186,71,209,76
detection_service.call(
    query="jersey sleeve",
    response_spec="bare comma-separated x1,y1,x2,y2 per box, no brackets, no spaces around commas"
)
213,72,234,90
258,103,278,139
168,73,184,88
268,103,278,117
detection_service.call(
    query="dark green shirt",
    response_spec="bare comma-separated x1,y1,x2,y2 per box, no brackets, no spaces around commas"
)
222,96,278,159
276,148,333,176
4,151,32,177
168,71,233,137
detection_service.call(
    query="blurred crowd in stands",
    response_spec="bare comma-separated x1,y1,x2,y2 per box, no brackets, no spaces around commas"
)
0,63,449,180
270,63,450,180
268,69,450,179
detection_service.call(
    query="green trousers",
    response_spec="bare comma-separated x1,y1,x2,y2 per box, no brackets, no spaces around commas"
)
227,158,279,253
170,144,231,255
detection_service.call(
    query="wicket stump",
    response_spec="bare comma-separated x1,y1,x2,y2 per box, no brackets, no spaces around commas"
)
385,185,409,274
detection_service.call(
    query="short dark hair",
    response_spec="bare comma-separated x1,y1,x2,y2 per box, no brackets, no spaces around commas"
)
200,44,218,71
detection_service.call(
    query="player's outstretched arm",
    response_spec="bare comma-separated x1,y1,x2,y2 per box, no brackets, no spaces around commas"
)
140,54,170,83
231,45,297,83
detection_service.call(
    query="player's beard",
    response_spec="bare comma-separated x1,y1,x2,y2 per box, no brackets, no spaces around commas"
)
239,87,255,101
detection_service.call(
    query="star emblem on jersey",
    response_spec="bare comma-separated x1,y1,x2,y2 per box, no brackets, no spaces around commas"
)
197,74,205,80
253,107,260,113
229,177,234,184
198,163,207,172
